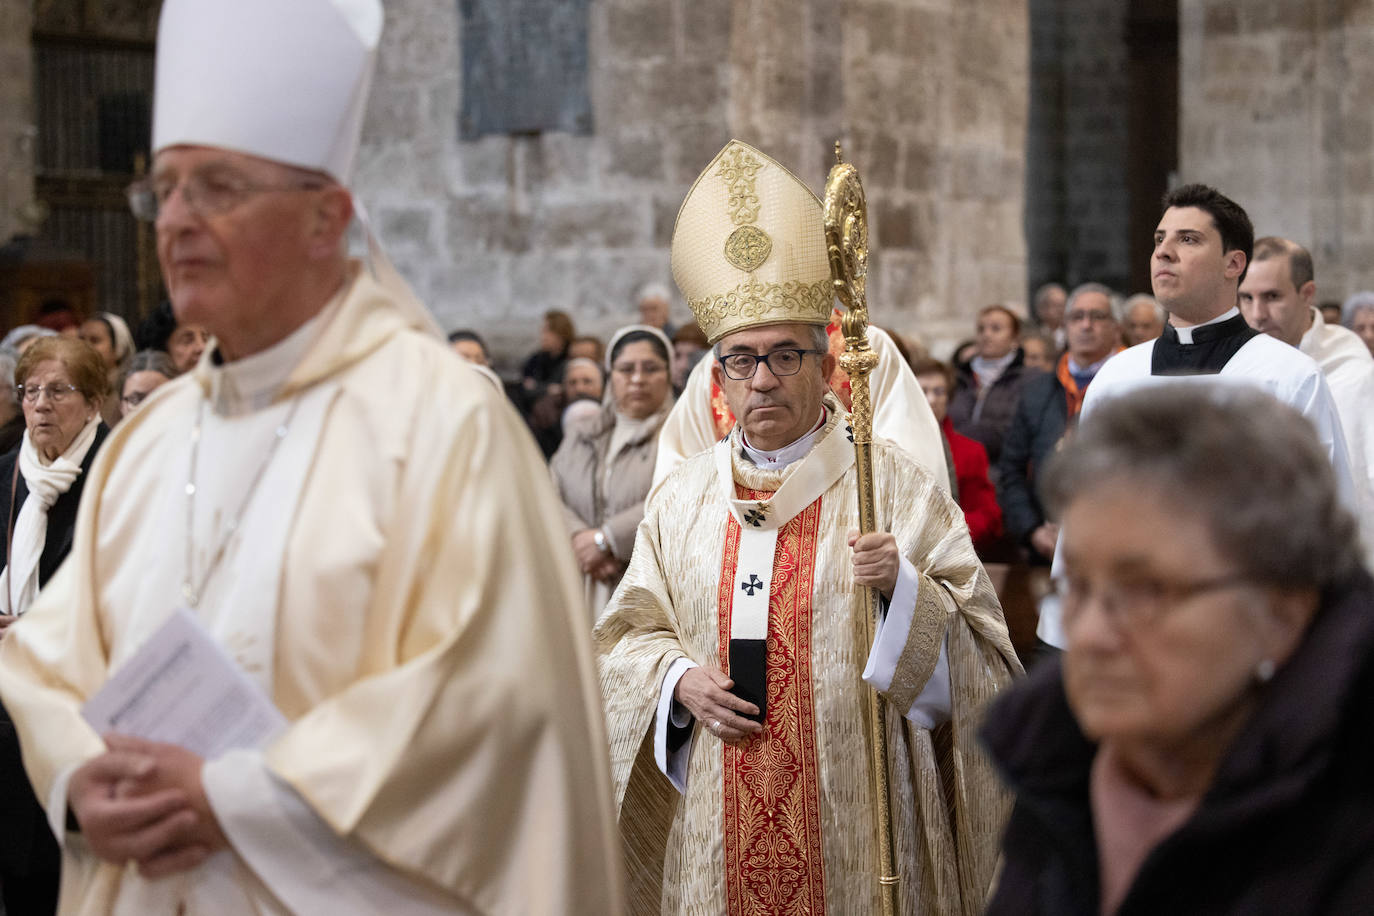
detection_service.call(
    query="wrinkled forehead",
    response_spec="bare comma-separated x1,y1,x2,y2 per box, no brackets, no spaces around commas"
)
151,144,321,184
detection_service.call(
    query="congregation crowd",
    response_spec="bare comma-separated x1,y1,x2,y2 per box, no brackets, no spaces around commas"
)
1,1,1373,914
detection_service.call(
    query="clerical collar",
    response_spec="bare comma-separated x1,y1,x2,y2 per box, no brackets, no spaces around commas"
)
1151,307,1258,376
1169,306,1240,345
741,408,827,468
206,309,327,416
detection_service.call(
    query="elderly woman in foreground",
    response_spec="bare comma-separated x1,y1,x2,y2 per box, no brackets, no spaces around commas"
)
982,384,1372,914
551,324,673,620
0,336,110,915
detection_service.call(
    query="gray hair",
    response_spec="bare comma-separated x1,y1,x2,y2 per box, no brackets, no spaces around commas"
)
1044,384,1362,591
636,282,673,306
1342,291,1374,327
0,350,16,408
1033,282,1066,319
713,323,830,359
117,349,177,397
0,325,55,353
1123,293,1167,323
1066,282,1122,322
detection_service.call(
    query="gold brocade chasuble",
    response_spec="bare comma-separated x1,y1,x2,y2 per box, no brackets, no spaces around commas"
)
596,398,1022,916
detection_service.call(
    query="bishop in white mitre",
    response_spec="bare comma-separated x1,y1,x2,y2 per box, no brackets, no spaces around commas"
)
597,141,1021,916
0,1,624,913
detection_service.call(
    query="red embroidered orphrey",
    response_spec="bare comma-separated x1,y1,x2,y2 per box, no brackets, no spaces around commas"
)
718,487,826,915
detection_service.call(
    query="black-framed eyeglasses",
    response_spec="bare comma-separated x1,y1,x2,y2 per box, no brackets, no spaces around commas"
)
126,172,324,223
16,383,79,404
717,348,824,381
1053,570,1251,632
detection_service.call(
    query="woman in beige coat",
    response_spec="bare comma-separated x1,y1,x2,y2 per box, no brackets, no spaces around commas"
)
551,325,674,621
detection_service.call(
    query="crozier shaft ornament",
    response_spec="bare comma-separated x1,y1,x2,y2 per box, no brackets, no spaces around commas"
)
824,141,898,916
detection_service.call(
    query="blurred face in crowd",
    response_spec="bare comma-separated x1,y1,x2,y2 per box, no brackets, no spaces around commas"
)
1124,300,1165,346
1353,307,1374,356
567,338,601,363
1020,337,1053,372
916,372,949,423
451,338,488,366
167,324,209,373
1036,286,1066,330
21,359,98,461
713,323,834,451
120,369,172,418
1320,303,1343,326
975,309,1018,360
673,339,706,389
539,321,564,355
1065,291,1119,366
1059,481,1307,758
1239,256,1314,348
564,361,604,403
79,319,117,370
609,341,668,420
152,145,345,360
639,297,670,330
1151,206,1247,324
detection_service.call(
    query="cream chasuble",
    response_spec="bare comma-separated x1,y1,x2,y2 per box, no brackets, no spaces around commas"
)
0,262,625,915
597,398,1020,916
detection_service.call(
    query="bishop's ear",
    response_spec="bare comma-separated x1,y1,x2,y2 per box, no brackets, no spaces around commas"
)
307,185,355,258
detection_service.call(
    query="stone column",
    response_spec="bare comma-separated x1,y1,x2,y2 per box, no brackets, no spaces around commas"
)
0,0,34,246
1180,1,1374,300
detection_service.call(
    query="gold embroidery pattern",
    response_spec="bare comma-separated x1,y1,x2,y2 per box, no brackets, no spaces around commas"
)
724,225,774,272
719,488,826,916
716,146,764,226
688,278,832,340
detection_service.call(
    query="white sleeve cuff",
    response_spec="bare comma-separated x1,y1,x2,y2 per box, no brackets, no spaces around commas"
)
862,556,952,729
863,556,921,686
45,760,81,847
202,749,466,914
654,657,698,794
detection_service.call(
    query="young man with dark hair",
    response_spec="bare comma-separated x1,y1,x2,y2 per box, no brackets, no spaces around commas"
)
1037,185,1358,651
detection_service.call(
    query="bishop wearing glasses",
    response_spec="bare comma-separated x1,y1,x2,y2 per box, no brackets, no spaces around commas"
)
0,0,622,912
595,141,1020,915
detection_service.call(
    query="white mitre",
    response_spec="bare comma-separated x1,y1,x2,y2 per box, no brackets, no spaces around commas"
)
152,0,382,183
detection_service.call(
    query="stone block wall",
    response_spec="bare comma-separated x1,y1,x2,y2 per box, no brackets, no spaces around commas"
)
356,0,1029,367
1180,0,1374,302
0,0,34,245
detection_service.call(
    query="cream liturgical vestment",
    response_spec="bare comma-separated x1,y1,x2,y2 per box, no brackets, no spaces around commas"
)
0,262,624,915
597,397,1020,916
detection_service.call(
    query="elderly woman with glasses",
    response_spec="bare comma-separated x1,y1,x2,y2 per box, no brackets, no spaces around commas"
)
981,385,1372,915
0,337,110,915
550,325,674,620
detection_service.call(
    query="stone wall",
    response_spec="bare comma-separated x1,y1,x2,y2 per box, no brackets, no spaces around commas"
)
0,0,34,245
356,0,1029,367
1180,0,1374,303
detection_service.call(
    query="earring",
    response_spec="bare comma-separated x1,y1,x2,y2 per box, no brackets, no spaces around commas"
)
1255,659,1276,683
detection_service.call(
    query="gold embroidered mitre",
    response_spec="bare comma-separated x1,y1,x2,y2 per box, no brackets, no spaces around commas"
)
672,140,833,344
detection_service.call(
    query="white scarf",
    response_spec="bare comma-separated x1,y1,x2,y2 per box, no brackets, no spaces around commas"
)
970,349,1018,391
1,416,100,615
